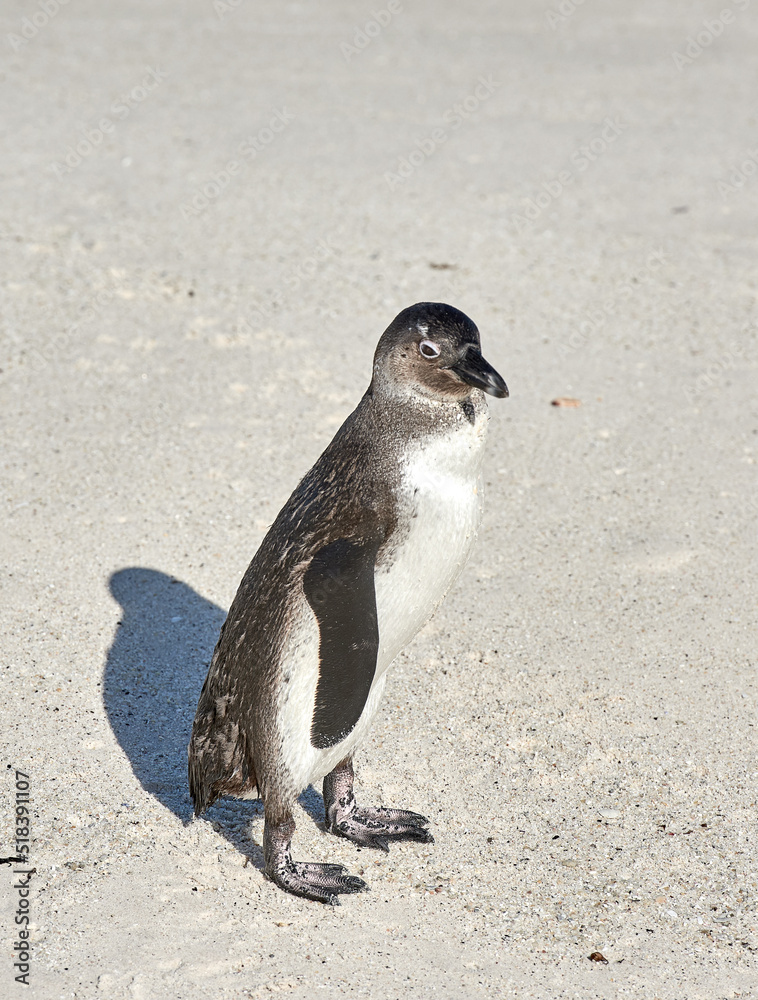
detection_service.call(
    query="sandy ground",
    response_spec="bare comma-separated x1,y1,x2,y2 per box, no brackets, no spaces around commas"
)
2,0,757,997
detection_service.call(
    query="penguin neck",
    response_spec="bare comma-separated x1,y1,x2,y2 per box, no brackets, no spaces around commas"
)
337,380,487,461
362,376,487,445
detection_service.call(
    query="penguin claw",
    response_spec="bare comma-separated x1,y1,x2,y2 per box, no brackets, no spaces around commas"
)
263,816,369,904
366,835,390,853
367,807,430,826
328,806,434,850
322,761,434,853
267,860,369,905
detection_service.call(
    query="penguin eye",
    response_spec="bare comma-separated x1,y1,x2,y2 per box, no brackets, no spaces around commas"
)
419,340,441,359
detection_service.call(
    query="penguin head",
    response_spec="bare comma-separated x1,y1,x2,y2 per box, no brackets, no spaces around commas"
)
372,302,508,402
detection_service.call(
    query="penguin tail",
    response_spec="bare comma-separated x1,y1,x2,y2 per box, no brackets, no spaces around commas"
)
188,702,258,815
188,748,211,816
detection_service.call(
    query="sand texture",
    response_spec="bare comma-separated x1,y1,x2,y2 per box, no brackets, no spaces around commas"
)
1,1,757,997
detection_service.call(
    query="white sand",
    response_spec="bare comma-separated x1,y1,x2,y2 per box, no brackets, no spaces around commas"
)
1,1,757,996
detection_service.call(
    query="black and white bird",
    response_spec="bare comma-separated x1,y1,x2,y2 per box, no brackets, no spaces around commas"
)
188,302,508,904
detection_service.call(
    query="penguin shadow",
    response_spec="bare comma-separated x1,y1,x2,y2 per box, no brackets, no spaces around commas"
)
104,567,326,870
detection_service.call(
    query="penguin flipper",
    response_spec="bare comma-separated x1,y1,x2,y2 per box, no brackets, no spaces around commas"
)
303,535,381,750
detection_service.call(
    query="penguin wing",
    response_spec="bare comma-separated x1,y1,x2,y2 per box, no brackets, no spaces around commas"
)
303,535,381,749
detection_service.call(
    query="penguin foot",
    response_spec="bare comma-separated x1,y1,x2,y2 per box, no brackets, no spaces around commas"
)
263,813,368,905
323,757,434,852
328,804,434,852
267,859,368,906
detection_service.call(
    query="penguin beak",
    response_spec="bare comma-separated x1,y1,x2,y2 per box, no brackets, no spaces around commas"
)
449,349,509,398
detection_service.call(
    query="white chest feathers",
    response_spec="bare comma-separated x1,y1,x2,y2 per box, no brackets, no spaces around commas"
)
274,405,489,794
374,408,489,670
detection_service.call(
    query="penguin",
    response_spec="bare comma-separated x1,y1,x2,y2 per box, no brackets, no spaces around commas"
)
188,302,508,904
